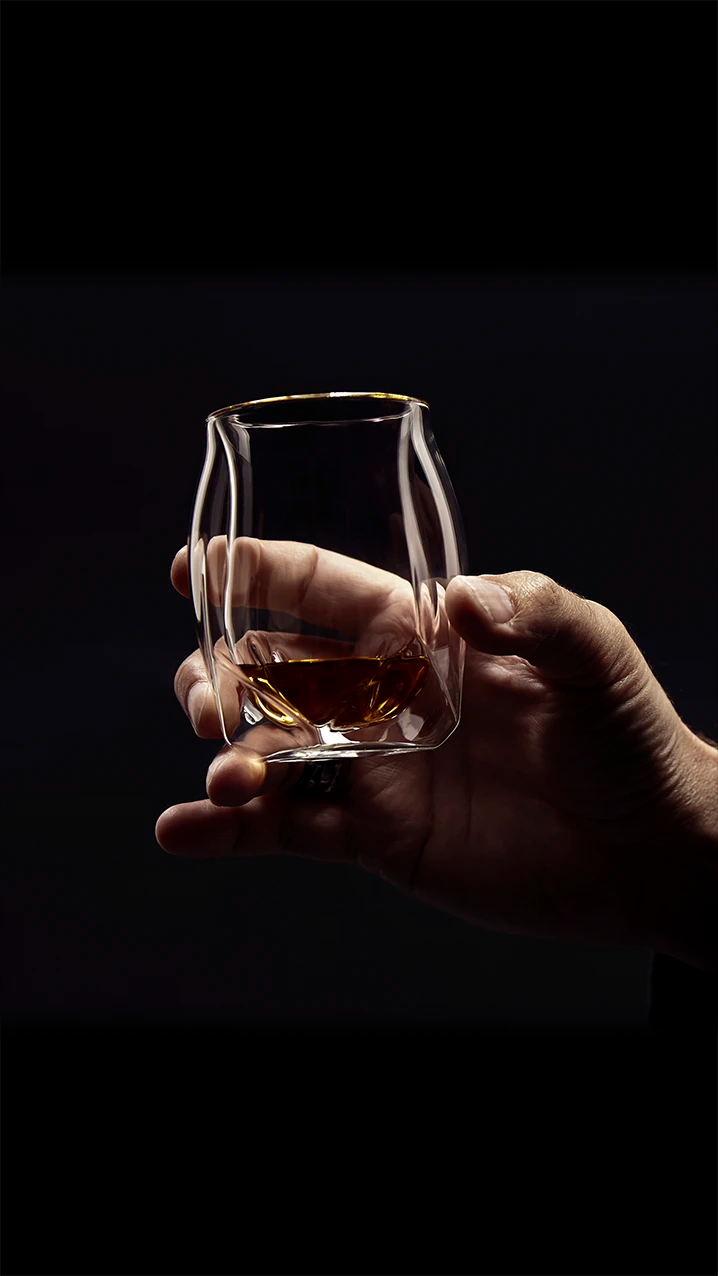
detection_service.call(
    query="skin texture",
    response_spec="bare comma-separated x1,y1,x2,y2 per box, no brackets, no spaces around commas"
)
157,547,718,972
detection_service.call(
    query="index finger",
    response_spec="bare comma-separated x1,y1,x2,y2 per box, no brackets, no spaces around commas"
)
173,538,413,639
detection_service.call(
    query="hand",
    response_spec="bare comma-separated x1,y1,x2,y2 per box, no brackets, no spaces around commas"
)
157,547,718,972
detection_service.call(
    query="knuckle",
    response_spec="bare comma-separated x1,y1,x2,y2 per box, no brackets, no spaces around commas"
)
528,571,562,605
512,571,564,630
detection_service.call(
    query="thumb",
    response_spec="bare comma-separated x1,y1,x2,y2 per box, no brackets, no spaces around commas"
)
445,571,645,689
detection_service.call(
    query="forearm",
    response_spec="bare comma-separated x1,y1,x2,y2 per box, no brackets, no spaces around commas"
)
651,733,718,973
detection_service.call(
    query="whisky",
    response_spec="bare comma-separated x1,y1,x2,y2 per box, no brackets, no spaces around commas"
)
239,649,430,729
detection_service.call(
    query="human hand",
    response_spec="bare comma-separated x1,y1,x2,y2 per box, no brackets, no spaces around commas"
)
157,546,718,972
180,534,431,741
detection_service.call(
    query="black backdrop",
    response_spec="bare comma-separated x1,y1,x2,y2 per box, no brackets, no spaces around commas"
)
3,278,716,1024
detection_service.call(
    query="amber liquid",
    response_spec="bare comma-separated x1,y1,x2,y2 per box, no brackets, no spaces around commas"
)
239,649,430,729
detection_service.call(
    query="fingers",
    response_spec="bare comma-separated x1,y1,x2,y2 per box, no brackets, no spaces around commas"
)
445,571,646,690
175,633,360,736
155,797,286,858
174,648,241,738
206,751,286,807
171,546,191,598
223,536,407,636
155,786,353,862
173,539,414,640
174,649,214,736
205,725,310,805
156,729,295,853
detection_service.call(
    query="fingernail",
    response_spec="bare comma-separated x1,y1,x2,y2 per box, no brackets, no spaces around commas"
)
459,575,515,623
187,683,209,730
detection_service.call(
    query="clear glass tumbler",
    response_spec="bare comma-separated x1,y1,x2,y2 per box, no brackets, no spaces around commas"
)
189,392,468,763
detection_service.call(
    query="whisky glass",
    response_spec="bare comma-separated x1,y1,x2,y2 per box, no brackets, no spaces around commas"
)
189,393,468,763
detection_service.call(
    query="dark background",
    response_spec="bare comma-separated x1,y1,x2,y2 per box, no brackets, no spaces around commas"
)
3,278,716,1026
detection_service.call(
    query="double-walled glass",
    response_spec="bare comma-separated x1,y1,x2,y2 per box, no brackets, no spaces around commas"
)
189,393,468,763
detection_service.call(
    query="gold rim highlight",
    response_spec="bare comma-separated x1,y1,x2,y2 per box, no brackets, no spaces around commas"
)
208,391,429,421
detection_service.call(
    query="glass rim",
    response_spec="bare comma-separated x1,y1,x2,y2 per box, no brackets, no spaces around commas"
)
207,391,429,423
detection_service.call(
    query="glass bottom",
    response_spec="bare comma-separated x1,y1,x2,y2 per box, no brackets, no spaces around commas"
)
262,740,446,763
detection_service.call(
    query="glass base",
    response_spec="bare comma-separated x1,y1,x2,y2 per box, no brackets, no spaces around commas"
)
262,740,444,763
